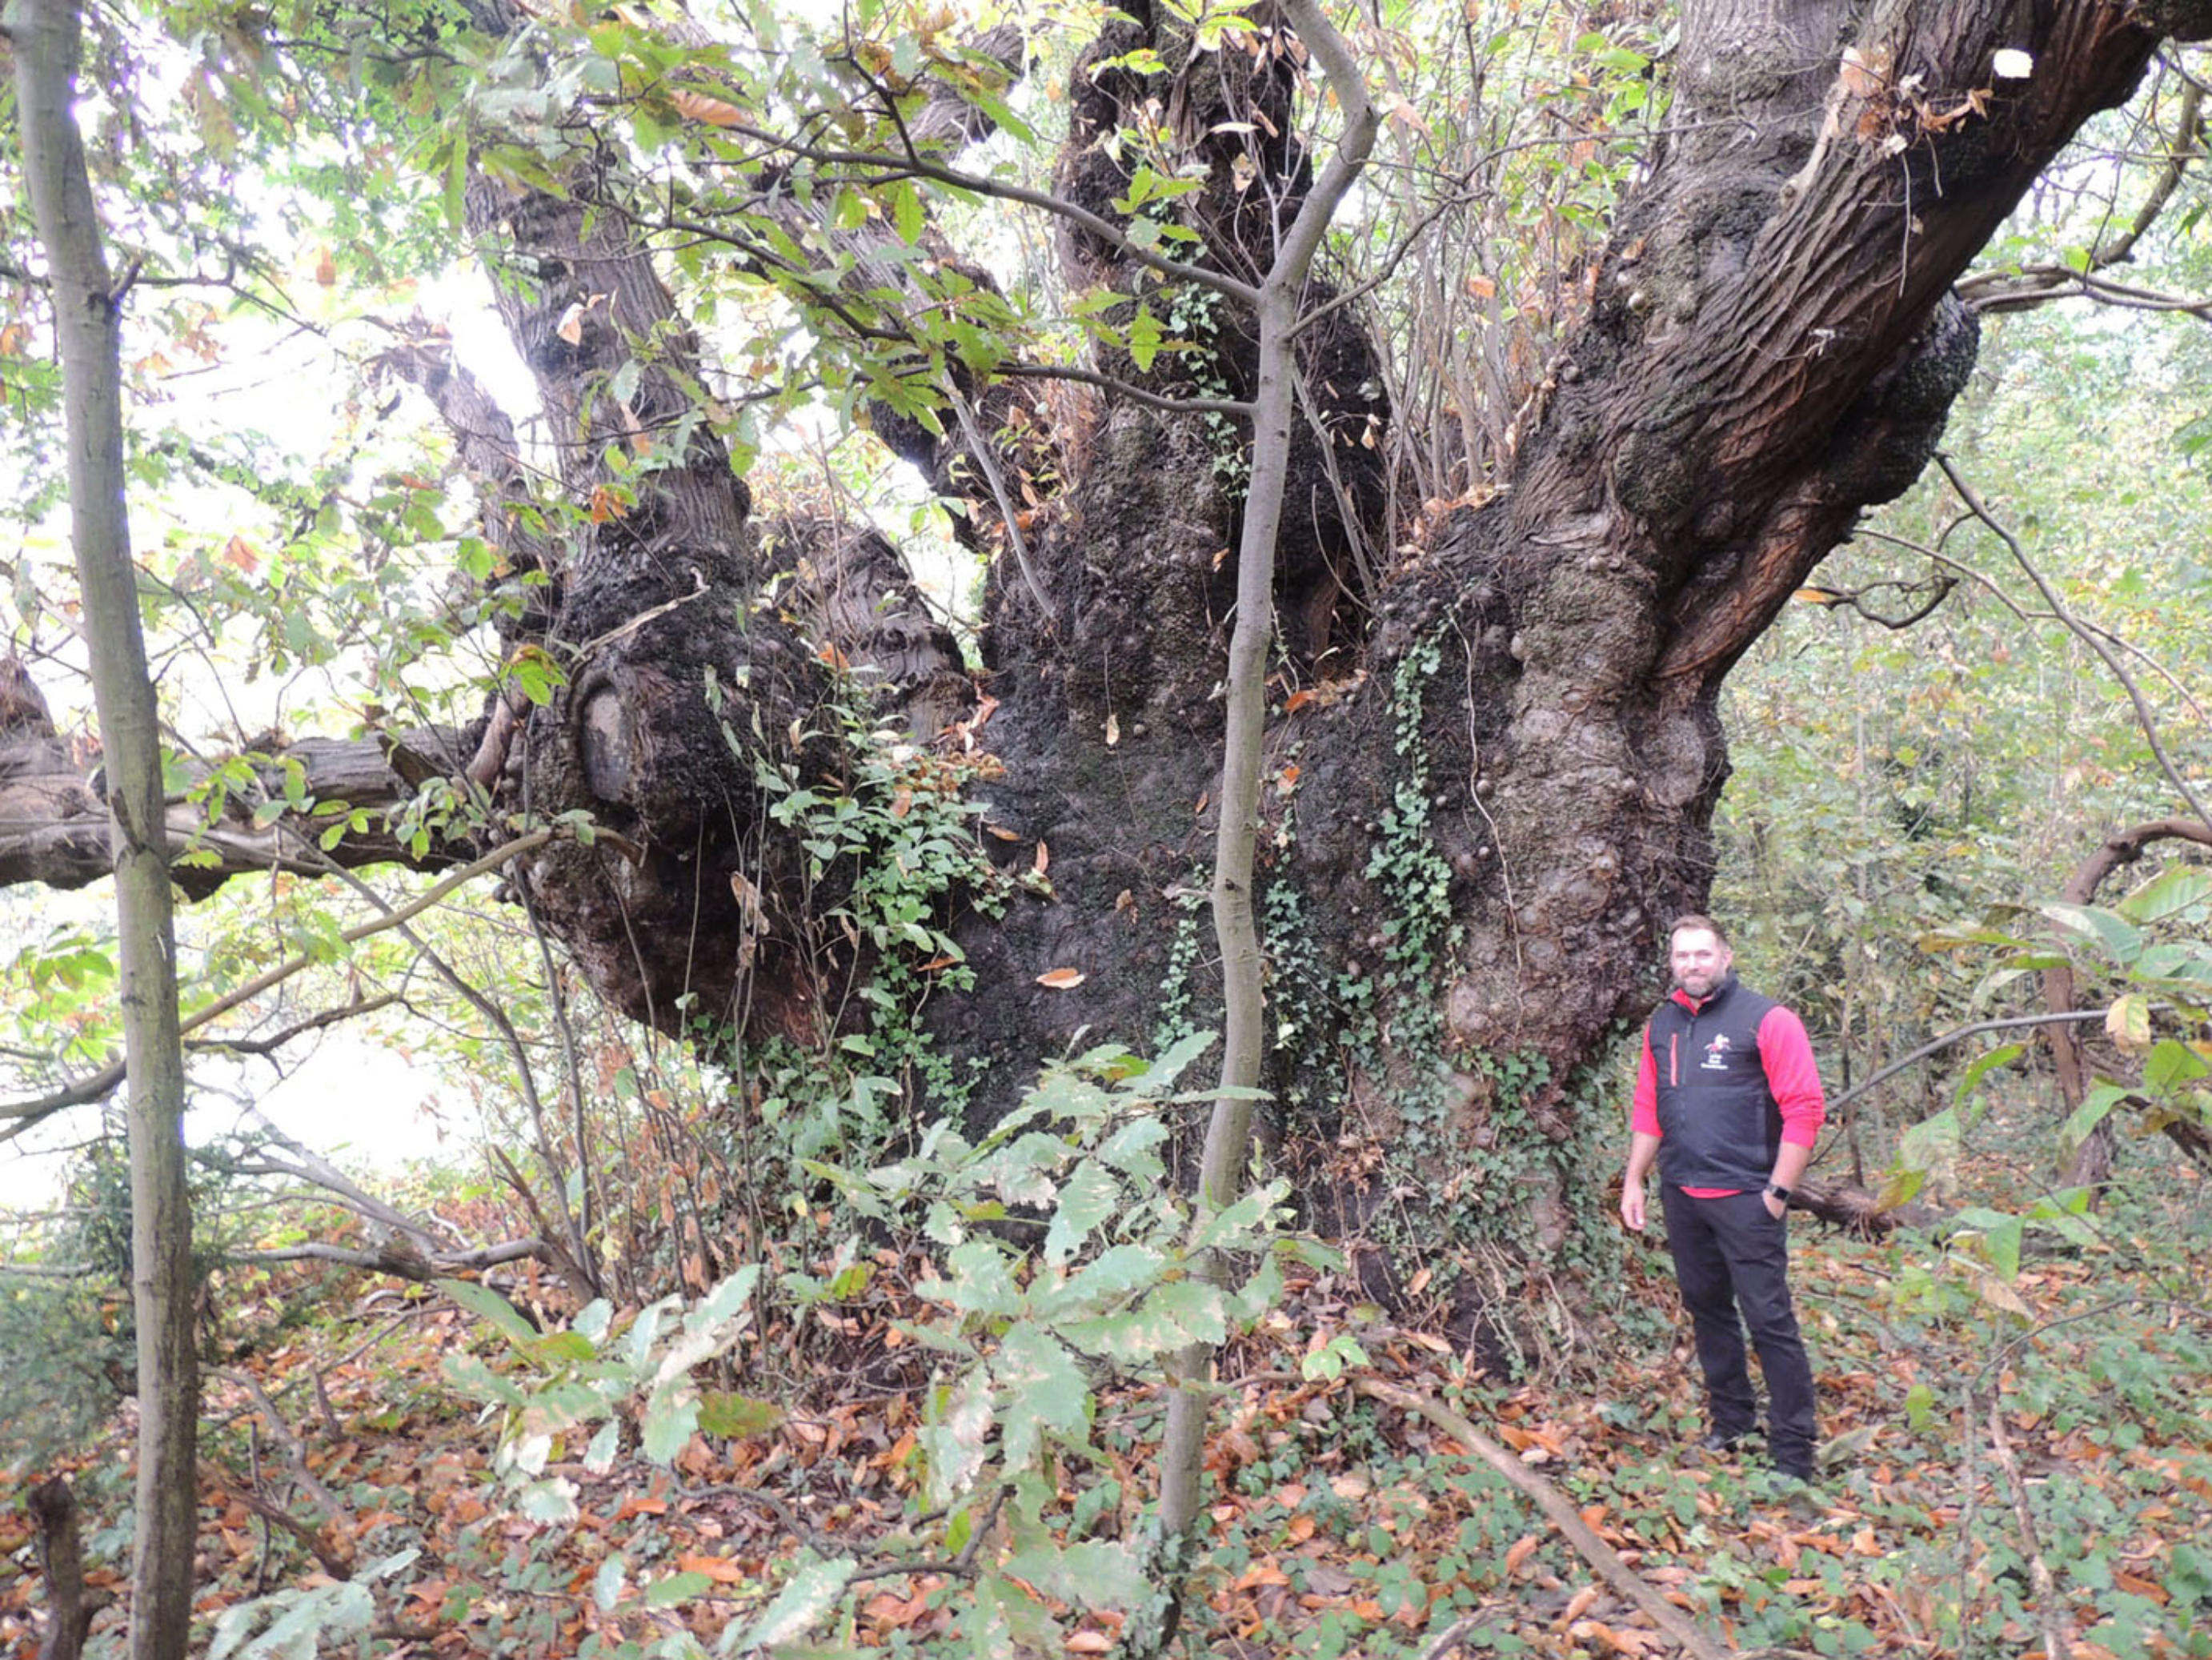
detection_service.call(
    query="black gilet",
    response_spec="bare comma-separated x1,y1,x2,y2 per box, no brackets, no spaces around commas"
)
1649,974,1783,1192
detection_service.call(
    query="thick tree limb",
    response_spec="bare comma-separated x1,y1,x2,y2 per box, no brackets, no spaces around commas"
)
0,706,475,894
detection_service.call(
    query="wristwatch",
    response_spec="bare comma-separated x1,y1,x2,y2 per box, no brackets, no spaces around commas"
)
1765,1182,1793,1203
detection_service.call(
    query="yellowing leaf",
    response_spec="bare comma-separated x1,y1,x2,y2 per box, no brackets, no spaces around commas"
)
222,535,261,574
1036,968,1085,989
671,89,747,128
2107,993,2152,1053
555,301,587,346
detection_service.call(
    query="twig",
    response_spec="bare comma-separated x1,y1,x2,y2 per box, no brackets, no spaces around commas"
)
1355,1378,1731,1660
1987,1403,2070,1660
0,828,558,1133
198,1462,355,1580
209,1366,350,1516
1938,455,2212,838
948,385,1052,618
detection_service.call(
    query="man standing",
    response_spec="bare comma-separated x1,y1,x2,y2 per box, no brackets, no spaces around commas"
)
1621,916,1825,1482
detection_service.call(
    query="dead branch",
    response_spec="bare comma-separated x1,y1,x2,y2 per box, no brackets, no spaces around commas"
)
1986,1405,2071,1660
1355,1377,1731,1660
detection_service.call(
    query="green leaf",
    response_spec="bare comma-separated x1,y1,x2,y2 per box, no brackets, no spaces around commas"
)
2116,865,2212,924
998,1539,1151,1611
2145,1038,2212,1093
924,1239,1024,1319
647,1570,715,1609
517,1477,580,1523
992,1325,1089,1469
642,1386,700,1463
593,1556,627,1612
1950,1207,2023,1277
1044,1160,1122,1267
2039,901,2142,967
1128,303,1164,372
722,1556,856,1651
697,1391,784,1438
1060,1243,1168,1308
1953,1042,2023,1104
1149,1277,1228,1345
1096,1116,1169,1181
1134,1028,1218,1093
1893,1106,1960,1193
437,1277,539,1348
892,180,925,247
2060,1081,2130,1152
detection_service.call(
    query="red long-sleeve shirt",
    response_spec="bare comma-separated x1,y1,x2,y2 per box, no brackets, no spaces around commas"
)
1632,987,1826,1197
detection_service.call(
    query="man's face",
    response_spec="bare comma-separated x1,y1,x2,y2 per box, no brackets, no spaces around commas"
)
1669,928,1733,999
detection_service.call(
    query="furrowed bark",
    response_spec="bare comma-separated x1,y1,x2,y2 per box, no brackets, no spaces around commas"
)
10,1,199,1650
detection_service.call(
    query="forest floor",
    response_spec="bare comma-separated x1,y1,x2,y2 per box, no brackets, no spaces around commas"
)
4,1145,2209,1659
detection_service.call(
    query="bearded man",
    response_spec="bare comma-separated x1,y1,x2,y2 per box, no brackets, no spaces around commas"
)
1621,915,1825,1482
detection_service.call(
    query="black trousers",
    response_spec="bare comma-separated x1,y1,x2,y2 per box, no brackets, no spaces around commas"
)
1659,1184,1817,1470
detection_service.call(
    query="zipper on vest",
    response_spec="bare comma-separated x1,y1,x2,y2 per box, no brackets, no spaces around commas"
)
1668,1032,1678,1086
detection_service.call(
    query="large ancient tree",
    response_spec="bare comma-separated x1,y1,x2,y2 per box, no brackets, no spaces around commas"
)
5,0,2207,1277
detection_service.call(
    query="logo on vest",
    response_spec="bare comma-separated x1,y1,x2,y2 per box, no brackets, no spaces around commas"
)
1700,1034,1733,1071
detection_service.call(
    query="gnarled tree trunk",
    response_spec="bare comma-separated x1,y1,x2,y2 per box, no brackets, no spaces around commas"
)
7,0,2210,1317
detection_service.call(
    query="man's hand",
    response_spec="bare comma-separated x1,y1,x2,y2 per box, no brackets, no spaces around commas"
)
1621,1174,1647,1232
1762,1190,1787,1220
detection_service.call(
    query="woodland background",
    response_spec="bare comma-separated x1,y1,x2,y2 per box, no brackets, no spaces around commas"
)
2,0,2211,1652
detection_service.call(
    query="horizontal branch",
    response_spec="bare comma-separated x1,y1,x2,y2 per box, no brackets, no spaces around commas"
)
0,716,476,894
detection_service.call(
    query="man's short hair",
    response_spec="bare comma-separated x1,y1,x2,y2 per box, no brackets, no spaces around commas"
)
1669,913,1730,948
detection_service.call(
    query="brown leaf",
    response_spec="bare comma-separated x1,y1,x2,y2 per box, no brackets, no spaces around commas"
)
222,535,260,574
986,824,1022,841
671,88,747,127
675,1552,748,1584
1504,1534,1540,1576
1033,840,1050,876
1036,968,1086,989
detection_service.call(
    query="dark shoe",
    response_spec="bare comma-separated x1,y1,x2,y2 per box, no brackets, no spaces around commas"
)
1770,1449,1816,1482
1697,1428,1755,1453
